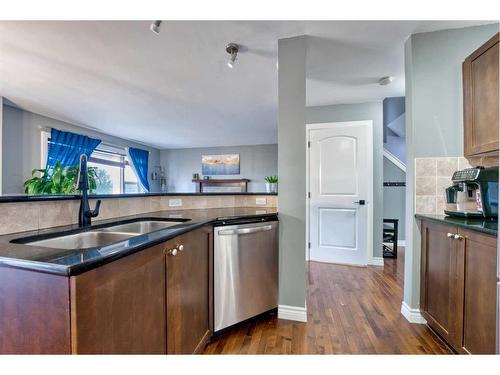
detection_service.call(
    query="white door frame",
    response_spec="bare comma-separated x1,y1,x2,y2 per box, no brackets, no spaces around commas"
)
305,120,374,265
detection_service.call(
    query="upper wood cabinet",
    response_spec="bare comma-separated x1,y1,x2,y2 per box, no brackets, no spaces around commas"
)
420,219,497,354
463,33,499,158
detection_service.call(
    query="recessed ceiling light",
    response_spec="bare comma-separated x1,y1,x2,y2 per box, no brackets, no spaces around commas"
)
379,76,394,86
226,43,239,69
150,20,162,35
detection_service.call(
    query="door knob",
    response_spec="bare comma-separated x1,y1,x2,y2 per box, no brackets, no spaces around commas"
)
354,200,366,205
453,234,464,241
447,233,454,238
177,244,184,252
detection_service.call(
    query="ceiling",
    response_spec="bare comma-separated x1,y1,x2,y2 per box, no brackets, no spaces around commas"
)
0,21,490,149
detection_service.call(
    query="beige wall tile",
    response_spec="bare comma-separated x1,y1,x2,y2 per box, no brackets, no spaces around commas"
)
0,203,39,235
415,196,437,215
0,194,280,235
436,157,458,177
92,198,121,221
436,177,452,196
436,196,446,215
458,157,472,170
415,158,437,177
415,176,437,196
38,201,76,229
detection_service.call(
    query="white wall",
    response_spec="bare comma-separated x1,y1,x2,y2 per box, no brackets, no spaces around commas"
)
160,144,277,192
1,104,162,194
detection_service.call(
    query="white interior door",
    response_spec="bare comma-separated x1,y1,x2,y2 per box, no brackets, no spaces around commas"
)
308,121,373,265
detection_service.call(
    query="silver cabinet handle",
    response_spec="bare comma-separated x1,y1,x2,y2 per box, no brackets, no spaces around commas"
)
177,244,184,252
168,248,178,256
453,234,464,241
447,233,454,238
218,225,272,236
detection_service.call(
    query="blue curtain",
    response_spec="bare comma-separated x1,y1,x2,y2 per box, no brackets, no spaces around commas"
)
46,128,101,168
128,147,150,192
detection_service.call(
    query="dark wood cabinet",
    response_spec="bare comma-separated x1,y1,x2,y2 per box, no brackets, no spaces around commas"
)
420,221,465,349
0,226,213,354
165,226,212,354
463,32,499,158
420,219,497,354
70,244,167,354
460,228,497,354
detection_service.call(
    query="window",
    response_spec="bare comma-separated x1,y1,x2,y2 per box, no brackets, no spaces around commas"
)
42,130,143,194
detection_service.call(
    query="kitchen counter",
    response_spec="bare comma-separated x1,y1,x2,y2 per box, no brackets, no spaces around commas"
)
0,207,278,276
415,213,498,237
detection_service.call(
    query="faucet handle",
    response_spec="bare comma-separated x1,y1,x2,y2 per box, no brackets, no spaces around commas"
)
90,199,101,218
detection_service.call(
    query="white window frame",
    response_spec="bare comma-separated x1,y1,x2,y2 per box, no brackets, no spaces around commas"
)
40,129,142,194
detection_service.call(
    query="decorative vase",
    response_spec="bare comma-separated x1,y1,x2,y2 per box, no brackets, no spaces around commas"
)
266,182,278,193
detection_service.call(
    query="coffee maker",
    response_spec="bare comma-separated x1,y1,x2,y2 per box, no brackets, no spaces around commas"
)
444,166,499,218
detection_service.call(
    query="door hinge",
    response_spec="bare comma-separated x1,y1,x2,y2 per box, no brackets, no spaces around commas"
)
308,141,311,148
308,192,311,198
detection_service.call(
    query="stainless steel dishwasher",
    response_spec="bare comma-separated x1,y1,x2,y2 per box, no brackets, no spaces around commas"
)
213,218,278,332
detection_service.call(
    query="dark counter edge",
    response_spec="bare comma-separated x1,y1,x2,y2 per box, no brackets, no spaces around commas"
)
0,192,278,203
415,213,498,237
0,212,279,277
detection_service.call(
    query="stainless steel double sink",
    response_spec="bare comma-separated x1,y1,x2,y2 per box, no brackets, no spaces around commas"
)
16,219,190,250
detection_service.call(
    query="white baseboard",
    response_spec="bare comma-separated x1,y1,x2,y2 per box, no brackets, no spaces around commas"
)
368,257,384,266
401,301,427,324
278,304,307,322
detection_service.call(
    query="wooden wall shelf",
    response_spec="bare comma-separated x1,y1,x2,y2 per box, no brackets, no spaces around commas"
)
192,179,250,193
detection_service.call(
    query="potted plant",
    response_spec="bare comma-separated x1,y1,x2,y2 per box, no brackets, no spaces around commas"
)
23,161,99,195
264,175,278,193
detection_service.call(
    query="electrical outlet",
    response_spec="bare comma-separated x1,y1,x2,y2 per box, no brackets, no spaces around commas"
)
168,198,182,207
255,197,267,205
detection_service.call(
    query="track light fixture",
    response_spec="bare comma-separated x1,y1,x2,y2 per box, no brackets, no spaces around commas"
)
379,76,394,86
150,20,162,35
226,43,239,69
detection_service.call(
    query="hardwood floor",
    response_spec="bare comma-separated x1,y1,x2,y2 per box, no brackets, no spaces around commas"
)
203,248,451,354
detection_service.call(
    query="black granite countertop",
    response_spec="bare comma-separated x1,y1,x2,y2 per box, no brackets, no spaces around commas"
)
415,214,498,237
0,191,277,203
0,207,278,276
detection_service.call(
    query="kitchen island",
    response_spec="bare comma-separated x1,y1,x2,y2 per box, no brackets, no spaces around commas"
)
0,207,278,354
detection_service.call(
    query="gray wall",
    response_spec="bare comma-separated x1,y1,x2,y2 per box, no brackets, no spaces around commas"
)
404,23,499,309
1,104,162,194
383,96,405,142
160,144,277,193
383,157,406,241
306,102,384,258
278,36,307,309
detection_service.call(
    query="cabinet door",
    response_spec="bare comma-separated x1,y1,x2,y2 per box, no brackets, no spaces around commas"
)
165,226,212,354
463,33,499,157
70,244,166,354
420,221,464,350
459,229,497,354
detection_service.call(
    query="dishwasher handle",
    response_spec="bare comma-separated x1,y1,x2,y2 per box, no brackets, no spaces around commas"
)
217,225,273,236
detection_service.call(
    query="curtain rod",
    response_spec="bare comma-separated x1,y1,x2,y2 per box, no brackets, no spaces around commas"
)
41,127,149,154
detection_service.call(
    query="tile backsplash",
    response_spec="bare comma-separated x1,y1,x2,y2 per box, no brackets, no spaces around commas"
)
414,157,472,215
0,195,278,235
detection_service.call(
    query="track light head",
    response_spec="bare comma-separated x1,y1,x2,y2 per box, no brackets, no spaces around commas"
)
379,76,394,86
226,43,239,69
150,20,162,35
